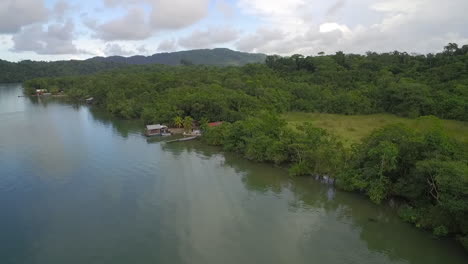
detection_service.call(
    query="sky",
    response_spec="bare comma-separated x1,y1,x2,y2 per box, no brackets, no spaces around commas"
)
0,0,467,61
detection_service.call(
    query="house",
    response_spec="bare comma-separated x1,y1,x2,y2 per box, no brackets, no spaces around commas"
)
145,124,169,136
208,121,223,127
36,89,47,95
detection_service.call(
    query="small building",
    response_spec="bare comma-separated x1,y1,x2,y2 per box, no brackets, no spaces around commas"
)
208,121,223,127
36,89,47,95
85,97,94,104
145,124,169,136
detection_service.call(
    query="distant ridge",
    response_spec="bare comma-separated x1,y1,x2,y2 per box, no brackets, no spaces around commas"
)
87,48,267,66
0,48,267,82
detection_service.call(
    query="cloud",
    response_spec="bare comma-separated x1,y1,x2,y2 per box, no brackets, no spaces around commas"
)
236,27,286,52
103,43,134,56
137,45,149,54
235,0,468,55
149,0,210,29
53,0,73,21
87,0,210,41
88,8,152,41
0,0,49,33
178,27,239,49
216,0,235,18
326,0,346,18
11,21,80,55
157,39,177,51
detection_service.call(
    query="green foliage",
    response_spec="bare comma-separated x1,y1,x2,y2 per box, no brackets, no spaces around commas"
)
2,59,125,83
398,204,420,224
433,226,449,237
1,49,267,83
183,116,194,132
459,236,468,251
173,116,183,128
338,118,468,247
202,112,344,175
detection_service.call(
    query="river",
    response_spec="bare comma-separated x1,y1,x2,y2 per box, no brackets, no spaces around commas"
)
0,83,466,264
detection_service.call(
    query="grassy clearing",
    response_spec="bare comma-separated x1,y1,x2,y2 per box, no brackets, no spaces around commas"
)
283,112,468,146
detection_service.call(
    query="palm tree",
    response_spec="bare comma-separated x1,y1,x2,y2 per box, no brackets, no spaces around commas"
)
173,116,183,128
183,116,193,133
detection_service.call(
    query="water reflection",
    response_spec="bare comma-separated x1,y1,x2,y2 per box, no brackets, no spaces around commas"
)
162,141,468,264
88,107,143,138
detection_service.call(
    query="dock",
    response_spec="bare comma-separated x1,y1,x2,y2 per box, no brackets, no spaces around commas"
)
166,136,199,143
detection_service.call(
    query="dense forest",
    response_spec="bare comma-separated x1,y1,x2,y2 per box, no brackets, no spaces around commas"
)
23,43,468,250
0,48,266,83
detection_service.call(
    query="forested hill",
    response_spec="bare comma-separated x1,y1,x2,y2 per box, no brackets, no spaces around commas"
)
0,48,266,83
87,48,267,66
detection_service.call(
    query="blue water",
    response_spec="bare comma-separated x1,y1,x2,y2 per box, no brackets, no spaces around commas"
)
0,84,466,264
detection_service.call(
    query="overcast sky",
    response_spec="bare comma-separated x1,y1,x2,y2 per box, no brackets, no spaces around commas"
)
0,0,467,61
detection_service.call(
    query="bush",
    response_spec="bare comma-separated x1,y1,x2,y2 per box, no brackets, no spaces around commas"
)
433,226,449,237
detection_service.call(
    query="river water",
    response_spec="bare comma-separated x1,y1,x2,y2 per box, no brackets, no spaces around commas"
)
0,83,466,264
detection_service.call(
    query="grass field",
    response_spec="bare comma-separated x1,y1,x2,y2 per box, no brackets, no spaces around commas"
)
283,112,468,146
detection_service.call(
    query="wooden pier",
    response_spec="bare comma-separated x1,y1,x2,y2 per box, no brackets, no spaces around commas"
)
166,136,199,143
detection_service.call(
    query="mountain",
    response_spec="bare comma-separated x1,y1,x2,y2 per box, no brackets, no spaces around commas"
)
87,48,267,66
0,48,267,83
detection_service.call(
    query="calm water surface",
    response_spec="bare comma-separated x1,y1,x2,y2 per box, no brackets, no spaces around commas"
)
0,84,467,264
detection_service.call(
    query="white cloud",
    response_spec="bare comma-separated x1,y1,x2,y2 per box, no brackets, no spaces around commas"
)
0,0,49,33
11,21,80,55
149,0,210,29
157,39,178,51
326,0,347,18
216,0,235,18
178,27,239,49
3,0,468,60
87,0,211,42
236,27,286,52
89,8,152,41
104,43,134,56
235,0,468,55
137,44,150,54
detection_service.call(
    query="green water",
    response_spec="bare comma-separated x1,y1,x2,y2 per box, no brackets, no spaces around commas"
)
0,84,466,264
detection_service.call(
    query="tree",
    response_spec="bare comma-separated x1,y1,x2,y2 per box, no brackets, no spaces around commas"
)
183,116,193,132
180,59,193,66
173,116,183,128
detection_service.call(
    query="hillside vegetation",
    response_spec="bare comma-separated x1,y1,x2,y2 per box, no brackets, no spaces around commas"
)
89,48,266,66
23,43,468,250
0,59,125,83
0,48,266,83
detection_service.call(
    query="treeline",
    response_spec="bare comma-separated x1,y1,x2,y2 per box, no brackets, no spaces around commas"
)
89,48,266,66
202,114,468,251
0,59,126,83
0,48,266,83
24,43,468,122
